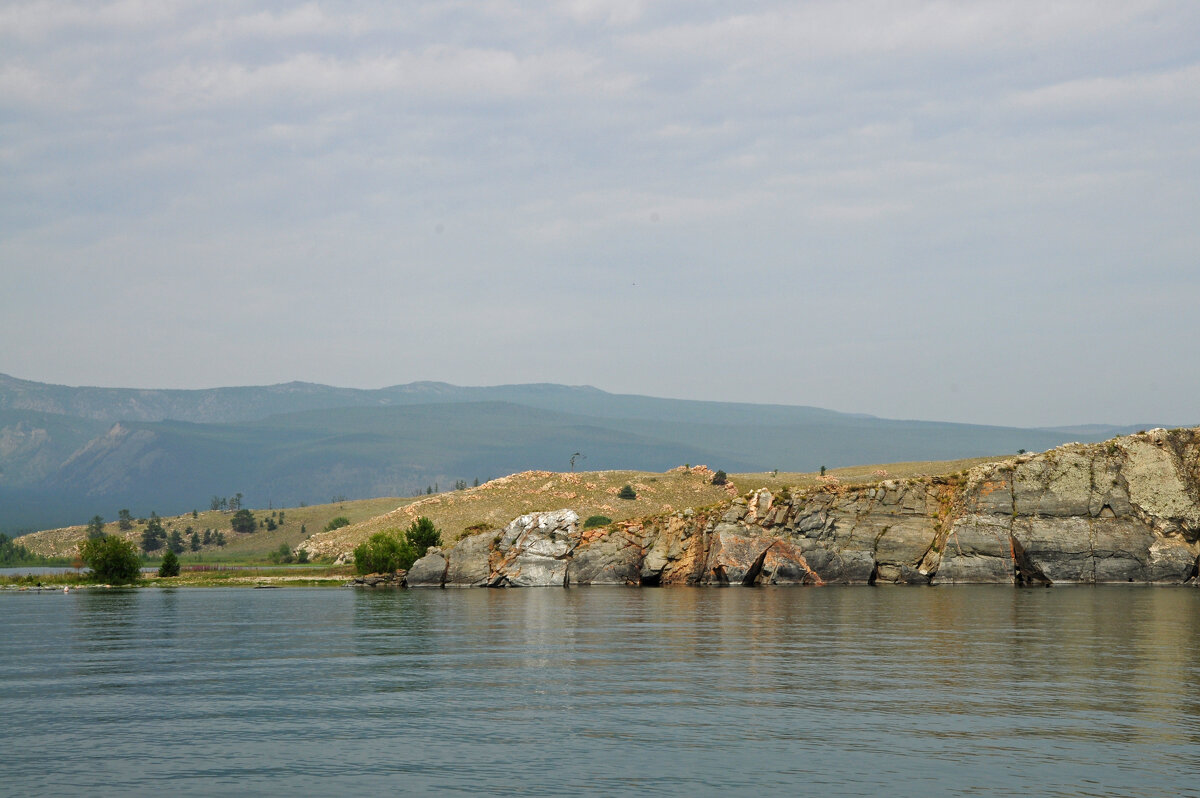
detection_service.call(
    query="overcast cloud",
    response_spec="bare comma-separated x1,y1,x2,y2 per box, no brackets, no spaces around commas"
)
2,0,1198,426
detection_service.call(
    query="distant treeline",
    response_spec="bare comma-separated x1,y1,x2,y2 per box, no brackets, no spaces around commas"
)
0,533,59,566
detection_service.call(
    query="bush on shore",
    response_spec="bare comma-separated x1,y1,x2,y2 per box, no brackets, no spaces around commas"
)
158,549,180,577
79,535,142,584
353,516,443,574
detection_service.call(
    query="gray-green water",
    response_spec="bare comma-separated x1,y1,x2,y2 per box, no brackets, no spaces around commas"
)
3,586,1199,796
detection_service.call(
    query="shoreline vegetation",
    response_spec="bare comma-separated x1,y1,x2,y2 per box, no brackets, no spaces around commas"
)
7,429,1200,589
6,456,999,588
1,564,358,590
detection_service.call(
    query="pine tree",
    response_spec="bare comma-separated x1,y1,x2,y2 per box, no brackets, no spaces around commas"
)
158,549,180,577
141,513,167,553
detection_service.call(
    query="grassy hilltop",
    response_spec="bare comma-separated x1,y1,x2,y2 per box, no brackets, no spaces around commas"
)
18,455,1004,566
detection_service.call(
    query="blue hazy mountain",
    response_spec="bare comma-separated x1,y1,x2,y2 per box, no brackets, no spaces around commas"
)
0,374,1156,533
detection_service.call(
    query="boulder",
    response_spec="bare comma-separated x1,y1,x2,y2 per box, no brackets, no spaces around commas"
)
444,532,496,587
406,551,448,587
345,571,406,588
489,509,581,587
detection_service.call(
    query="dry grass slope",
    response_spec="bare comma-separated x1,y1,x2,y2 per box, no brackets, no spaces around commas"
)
19,455,1008,563
18,497,410,559
302,466,734,560
730,456,1002,494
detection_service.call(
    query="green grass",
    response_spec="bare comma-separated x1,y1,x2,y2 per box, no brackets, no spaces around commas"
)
0,564,357,589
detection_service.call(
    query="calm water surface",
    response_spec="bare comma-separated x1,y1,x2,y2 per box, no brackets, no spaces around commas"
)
2,586,1198,796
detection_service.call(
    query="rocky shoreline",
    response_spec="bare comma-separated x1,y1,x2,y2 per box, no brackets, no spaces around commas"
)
369,429,1200,589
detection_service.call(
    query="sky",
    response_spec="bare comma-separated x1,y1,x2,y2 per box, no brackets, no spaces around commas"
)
2,0,1198,428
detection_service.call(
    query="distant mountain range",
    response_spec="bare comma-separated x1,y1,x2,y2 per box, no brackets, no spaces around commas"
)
0,373,1169,534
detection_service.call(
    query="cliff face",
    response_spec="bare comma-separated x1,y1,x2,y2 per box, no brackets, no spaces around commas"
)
409,429,1200,587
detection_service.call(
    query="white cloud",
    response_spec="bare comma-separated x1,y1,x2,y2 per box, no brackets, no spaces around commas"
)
618,1,1164,63
2,0,1199,424
138,47,637,109
0,0,182,39
1005,63,1200,115
191,3,347,40
563,0,645,26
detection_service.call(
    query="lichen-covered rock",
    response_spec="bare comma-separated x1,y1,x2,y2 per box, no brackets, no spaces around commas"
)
704,525,775,585
489,509,581,587
567,531,642,585
1121,438,1200,538
758,540,822,585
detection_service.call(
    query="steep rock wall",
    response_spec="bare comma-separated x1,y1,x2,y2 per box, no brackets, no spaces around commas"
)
408,429,1200,587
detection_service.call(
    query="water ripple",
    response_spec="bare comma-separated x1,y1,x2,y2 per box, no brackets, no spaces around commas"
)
2,586,1199,796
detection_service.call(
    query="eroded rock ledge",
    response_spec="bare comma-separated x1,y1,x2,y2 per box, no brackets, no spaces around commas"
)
406,429,1200,588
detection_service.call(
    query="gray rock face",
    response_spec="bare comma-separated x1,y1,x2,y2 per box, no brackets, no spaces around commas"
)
346,571,406,588
705,525,774,585
413,429,1200,589
936,517,1016,584
490,509,580,587
406,551,448,587
444,533,495,587
568,531,642,585
414,510,581,588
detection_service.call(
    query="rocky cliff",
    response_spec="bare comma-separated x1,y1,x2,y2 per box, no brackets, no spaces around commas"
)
407,429,1200,587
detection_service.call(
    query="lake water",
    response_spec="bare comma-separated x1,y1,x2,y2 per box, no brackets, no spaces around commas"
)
2,586,1198,796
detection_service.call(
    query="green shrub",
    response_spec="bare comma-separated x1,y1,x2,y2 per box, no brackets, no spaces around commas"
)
268,542,294,565
583,515,612,528
352,516,443,574
711,470,727,486
79,535,142,584
230,509,256,534
353,530,416,575
405,517,441,552
158,549,180,577
617,485,636,500
323,516,351,532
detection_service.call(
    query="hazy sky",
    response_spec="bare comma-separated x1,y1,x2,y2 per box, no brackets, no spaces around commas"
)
2,1,1198,427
